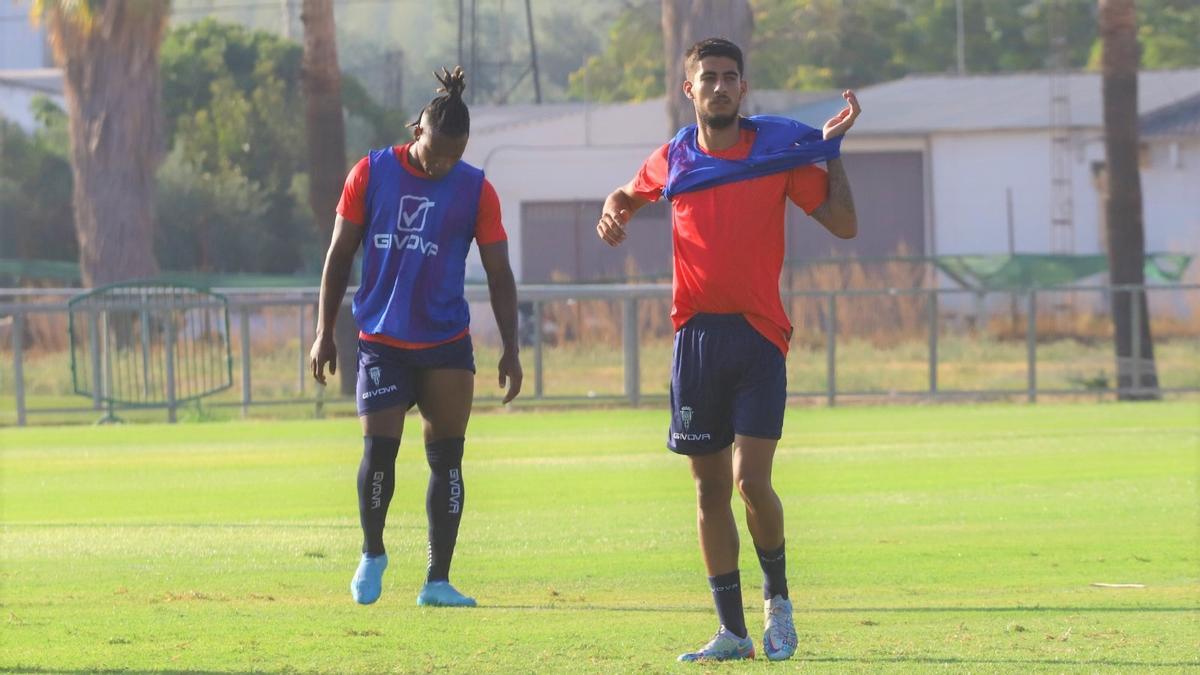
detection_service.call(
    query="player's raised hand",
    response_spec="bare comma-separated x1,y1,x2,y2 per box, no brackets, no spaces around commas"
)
310,335,337,385
498,349,523,404
823,90,862,140
597,208,630,246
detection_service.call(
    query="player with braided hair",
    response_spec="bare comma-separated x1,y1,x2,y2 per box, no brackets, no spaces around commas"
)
311,66,522,608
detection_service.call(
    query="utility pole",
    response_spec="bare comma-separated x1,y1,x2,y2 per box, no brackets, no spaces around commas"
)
955,0,966,75
525,0,542,103
470,0,478,104
281,0,293,40
1048,0,1075,257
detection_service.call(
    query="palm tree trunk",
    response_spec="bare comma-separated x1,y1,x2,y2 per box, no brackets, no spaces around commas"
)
44,1,169,288
1099,0,1159,400
300,0,356,396
661,0,754,135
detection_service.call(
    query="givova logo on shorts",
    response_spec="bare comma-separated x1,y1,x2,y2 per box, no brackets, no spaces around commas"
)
361,367,398,400
673,405,712,442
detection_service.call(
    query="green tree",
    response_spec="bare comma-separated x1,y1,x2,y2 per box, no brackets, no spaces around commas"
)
154,146,271,273
1089,0,1200,68
160,18,310,274
34,0,170,288
158,18,394,276
0,100,76,265
567,1,663,102
572,0,1200,102
1100,0,1159,400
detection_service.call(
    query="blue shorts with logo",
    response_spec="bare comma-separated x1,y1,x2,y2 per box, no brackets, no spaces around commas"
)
356,335,476,416
668,314,787,455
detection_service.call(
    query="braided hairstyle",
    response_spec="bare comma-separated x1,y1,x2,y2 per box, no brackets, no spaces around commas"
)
412,66,470,137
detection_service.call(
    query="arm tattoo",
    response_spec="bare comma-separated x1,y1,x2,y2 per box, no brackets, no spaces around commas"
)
825,158,856,219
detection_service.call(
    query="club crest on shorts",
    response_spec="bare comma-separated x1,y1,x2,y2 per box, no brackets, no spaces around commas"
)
368,366,382,387
679,405,694,431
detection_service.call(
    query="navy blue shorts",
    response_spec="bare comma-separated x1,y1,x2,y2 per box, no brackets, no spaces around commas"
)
668,314,787,455
356,335,476,416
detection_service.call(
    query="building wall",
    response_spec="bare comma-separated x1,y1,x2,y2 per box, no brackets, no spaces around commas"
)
0,6,51,70
463,145,661,281
786,150,926,260
928,128,1199,259
929,130,1102,256
465,101,1199,283
1141,139,1200,254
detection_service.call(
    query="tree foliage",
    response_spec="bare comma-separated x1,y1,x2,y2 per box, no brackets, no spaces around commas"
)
0,100,76,264
158,19,312,273
572,0,1200,100
34,0,170,287
567,1,663,102
156,18,397,275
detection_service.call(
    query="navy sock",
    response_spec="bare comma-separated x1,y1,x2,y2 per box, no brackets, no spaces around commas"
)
357,435,400,556
425,437,465,583
756,541,789,600
708,570,747,639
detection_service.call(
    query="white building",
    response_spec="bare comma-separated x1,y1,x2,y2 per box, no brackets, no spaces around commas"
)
464,70,1200,284
0,69,64,132
462,91,840,282
798,69,1200,261
0,4,61,132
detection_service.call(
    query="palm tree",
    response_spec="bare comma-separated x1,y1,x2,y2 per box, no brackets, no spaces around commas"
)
300,0,355,395
300,0,345,228
33,0,170,287
661,0,754,134
1099,0,1159,400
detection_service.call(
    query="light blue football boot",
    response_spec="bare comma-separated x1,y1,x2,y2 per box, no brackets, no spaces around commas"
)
416,580,477,607
350,553,388,605
763,595,798,661
677,626,755,662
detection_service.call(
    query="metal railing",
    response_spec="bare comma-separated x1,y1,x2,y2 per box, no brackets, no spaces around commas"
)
1,283,1196,425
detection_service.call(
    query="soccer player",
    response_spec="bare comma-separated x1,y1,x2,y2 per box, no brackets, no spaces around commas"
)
596,38,860,661
310,66,522,608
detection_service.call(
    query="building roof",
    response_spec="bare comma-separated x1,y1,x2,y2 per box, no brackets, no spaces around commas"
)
0,68,62,95
469,89,838,137
782,69,1200,136
1140,91,1200,137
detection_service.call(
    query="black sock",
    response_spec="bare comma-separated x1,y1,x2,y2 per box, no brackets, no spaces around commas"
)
357,435,400,556
708,570,747,639
425,437,465,583
756,541,789,600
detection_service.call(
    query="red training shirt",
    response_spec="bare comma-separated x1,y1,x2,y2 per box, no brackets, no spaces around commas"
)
630,127,828,356
336,142,507,349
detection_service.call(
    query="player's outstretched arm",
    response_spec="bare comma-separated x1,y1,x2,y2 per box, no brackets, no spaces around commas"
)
811,90,861,239
480,240,523,404
310,214,363,385
597,181,651,247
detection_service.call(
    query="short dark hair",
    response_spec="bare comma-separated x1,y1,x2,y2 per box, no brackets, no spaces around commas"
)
684,38,744,77
411,66,470,136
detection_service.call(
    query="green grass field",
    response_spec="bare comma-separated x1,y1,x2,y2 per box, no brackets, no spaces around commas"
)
2,402,1197,673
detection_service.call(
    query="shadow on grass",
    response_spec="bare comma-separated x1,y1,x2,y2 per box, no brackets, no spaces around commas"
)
2,670,234,674
3,523,360,529
479,603,1197,614
800,656,1200,668
7,656,1197,673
